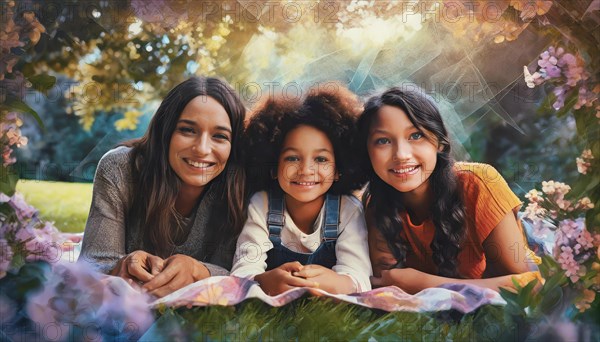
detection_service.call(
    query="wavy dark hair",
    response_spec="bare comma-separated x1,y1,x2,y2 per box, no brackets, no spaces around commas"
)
124,76,247,258
245,83,364,196
357,87,466,278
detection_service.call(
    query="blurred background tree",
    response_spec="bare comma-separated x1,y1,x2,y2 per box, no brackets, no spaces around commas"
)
1,0,598,225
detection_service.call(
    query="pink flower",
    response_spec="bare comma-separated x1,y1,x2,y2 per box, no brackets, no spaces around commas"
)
577,157,591,174
7,193,37,221
2,146,16,166
556,198,572,211
558,219,583,239
576,149,594,175
524,202,546,221
576,230,595,251
531,220,552,240
27,262,154,339
574,87,596,110
557,246,580,282
541,180,571,199
20,223,63,264
525,189,544,202
15,225,35,242
0,239,13,279
575,289,596,312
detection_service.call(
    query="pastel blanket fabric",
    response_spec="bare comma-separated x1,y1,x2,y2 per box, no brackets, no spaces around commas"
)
65,232,505,313
152,276,505,313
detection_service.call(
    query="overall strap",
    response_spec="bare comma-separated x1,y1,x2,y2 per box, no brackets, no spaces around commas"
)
322,194,340,242
267,188,285,245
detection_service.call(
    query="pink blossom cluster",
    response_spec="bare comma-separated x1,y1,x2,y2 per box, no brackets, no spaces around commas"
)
0,1,45,80
523,181,593,224
576,149,593,175
554,219,598,283
575,288,596,313
524,180,594,224
524,46,598,111
0,192,64,278
27,262,154,340
0,112,28,167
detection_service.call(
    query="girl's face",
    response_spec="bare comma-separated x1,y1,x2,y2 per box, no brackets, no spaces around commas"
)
367,105,439,198
277,125,338,205
169,96,232,197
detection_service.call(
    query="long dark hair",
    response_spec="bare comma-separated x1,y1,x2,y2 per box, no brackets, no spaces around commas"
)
125,76,247,257
357,87,466,278
245,84,364,196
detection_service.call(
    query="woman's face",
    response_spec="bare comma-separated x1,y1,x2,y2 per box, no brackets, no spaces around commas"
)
367,105,439,199
277,125,338,206
169,96,232,197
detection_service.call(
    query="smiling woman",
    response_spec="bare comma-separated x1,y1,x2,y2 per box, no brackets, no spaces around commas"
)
79,77,247,298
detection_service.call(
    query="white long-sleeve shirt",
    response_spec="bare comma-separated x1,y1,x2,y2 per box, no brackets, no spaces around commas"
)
231,191,372,292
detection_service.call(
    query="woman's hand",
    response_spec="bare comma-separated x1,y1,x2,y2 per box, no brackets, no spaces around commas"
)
370,268,433,294
110,250,165,283
255,261,316,296
142,254,210,298
293,264,356,294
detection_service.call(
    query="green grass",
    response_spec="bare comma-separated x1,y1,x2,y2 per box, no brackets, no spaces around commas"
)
146,298,515,341
16,180,92,233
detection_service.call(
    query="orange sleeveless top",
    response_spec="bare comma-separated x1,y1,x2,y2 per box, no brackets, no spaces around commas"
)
398,162,525,278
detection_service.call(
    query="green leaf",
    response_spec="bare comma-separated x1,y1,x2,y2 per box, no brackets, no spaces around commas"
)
1,97,45,131
542,271,568,293
538,286,563,315
27,74,56,92
517,279,538,307
555,90,579,118
511,276,523,291
570,176,600,197
0,168,19,196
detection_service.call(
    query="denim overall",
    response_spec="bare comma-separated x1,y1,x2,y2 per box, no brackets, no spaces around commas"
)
265,189,340,270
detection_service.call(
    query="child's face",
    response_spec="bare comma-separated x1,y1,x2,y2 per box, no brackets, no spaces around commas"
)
367,105,439,197
168,96,232,198
277,125,338,204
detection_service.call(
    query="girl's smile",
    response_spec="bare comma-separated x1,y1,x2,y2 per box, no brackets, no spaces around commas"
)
367,105,439,201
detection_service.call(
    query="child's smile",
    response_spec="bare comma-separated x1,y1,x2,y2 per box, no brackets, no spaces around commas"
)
277,125,338,205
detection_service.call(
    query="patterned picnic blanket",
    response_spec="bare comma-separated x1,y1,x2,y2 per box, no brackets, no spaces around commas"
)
152,276,505,313
66,233,505,313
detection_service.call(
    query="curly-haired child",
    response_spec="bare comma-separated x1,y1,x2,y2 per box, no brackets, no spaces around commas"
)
231,84,372,295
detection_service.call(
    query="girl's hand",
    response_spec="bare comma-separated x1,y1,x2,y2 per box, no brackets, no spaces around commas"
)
110,250,165,283
142,254,210,298
370,268,432,294
293,264,356,294
255,261,316,296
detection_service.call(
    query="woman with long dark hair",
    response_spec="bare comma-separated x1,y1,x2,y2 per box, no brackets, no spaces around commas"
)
357,87,540,294
79,76,247,297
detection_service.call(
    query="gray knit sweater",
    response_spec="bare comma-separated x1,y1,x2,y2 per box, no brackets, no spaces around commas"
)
79,146,234,276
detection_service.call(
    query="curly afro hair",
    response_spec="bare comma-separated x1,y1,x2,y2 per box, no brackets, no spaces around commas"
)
245,83,365,196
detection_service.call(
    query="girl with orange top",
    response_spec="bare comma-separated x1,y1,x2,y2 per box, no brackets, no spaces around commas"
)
357,87,540,294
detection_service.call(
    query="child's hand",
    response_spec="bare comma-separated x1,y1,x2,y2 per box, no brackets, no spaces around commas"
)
255,261,316,296
293,264,356,294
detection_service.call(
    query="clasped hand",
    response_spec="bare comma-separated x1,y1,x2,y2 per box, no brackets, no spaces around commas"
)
110,250,209,298
255,262,355,296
